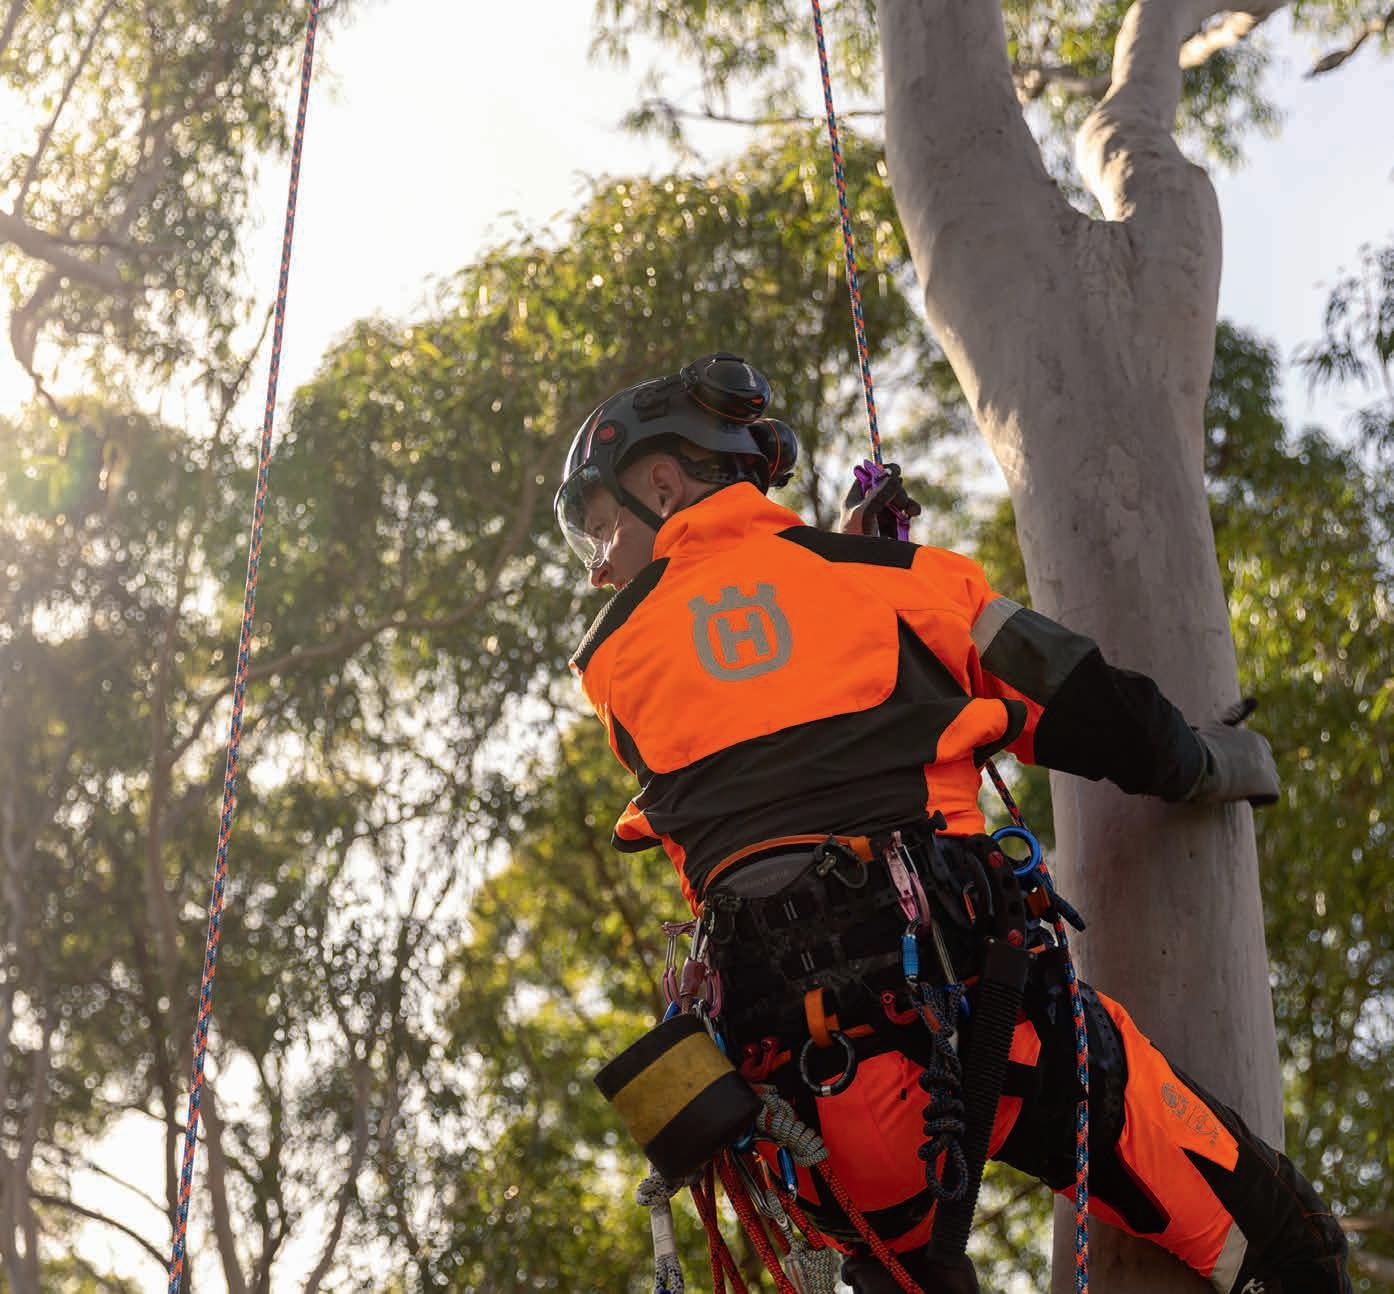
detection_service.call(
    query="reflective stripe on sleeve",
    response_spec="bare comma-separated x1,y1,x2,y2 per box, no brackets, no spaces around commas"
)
1209,1222,1249,1292
971,595,1024,658
975,600,1098,706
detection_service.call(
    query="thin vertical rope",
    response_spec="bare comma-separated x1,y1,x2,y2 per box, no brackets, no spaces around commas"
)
166,5,320,1289
984,763,1090,1290
810,0,882,463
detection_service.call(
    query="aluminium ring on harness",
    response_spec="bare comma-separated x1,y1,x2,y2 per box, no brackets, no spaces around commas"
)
798,1030,858,1097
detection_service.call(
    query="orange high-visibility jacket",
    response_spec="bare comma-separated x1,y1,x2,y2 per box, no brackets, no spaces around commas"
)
571,484,1201,910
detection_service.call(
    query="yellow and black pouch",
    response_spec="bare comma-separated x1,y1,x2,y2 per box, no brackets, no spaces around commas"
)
595,1013,760,1180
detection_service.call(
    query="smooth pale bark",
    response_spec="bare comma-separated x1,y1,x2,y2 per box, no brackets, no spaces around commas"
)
878,1,1284,1289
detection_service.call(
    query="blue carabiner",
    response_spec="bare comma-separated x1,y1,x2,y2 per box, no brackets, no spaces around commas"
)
992,824,1042,877
663,999,682,1022
777,1146,798,1194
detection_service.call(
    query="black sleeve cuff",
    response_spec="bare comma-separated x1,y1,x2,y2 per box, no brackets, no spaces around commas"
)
1032,649,1205,800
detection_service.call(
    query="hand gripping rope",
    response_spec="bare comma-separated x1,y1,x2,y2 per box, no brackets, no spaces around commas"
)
809,3,1091,1290
165,5,320,1290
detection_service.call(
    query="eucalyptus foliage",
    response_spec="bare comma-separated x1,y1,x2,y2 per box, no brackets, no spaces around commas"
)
0,0,356,394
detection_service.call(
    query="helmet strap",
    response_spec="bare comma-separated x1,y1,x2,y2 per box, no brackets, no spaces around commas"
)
616,485,668,535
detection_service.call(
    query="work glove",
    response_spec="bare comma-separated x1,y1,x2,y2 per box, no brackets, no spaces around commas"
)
1184,698,1280,807
839,461,921,538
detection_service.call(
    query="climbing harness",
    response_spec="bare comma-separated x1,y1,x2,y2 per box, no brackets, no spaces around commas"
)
165,5,320,1291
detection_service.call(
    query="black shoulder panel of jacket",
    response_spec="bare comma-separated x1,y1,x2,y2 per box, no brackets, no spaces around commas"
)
1033,648,1205,800
570,557,670,674
776,526,917,569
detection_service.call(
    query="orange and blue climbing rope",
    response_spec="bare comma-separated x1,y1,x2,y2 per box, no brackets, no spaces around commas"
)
166,4,320,1290
985,761,1091,1292
810,0,882,465
811,1,1091,1287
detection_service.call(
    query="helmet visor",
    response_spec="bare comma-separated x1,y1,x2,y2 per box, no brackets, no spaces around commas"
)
555,463,622,570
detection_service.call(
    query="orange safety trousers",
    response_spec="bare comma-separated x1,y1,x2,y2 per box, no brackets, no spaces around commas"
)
765,984,1350,1294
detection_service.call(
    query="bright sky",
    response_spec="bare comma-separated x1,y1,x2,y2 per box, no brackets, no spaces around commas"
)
10,2,1391,1287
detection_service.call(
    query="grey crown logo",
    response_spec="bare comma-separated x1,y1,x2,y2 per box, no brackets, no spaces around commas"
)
689,584,793,682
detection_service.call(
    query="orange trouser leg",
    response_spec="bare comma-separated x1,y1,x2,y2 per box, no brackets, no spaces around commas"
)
795,978,1350,1294
993,985,1350,1294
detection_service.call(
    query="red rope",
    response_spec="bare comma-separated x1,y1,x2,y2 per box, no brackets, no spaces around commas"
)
716,1155,800,1294
817,1162,925,1293
692,1167,748,1294
165,5,320,1290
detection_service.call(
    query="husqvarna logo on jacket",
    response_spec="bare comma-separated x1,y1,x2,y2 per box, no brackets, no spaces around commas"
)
689,584,792,681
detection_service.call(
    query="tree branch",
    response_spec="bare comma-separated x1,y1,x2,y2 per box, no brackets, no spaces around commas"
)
14,0,119,213
1307,6,1394,76
1075,0,1230,344
200,1086,249,1294
0,209,131,294
1179,3,1286,69
42,1148,167,1218
630,94,883,128
9,268,73,414
168,467,540,770
878,0,1077,383
30,1190,167,1267
301,1057,372,1294
1015,63,1111,103
1010,6,1286,107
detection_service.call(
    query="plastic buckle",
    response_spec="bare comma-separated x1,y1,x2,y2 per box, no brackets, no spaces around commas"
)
813,837,869,889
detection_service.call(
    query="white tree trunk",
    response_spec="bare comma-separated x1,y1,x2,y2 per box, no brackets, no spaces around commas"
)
877,1,1284,1289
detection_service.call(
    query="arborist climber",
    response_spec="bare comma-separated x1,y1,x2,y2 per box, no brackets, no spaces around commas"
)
559,352,1352,1294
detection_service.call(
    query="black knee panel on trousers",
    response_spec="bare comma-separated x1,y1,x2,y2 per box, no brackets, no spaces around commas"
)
1172,1064,1352,1294
996,980,1160,1230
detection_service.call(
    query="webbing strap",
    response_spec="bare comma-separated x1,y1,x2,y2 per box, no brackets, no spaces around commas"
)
931,938,1031,1257
166,5,320,1290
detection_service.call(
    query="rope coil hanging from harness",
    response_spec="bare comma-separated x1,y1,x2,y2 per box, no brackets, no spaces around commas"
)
165,5,320,1290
